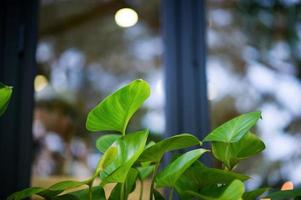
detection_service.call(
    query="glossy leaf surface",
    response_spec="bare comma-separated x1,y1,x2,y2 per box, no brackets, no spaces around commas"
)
156,149,207,188
86,79,150,134
100,130,148,185
138,134,200,162
96,134,121,153
0,83,13,116
204,111,261,143
212,132,265,169
186,179,245,200
175,161,249,197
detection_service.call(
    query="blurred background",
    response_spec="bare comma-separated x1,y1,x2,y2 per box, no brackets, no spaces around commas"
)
34,0,301,189
1,0,301,196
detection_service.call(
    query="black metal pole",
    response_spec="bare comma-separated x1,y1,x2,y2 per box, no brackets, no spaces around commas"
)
0,0,38,198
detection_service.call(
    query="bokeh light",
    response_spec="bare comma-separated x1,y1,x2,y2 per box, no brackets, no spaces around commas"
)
114,8,138,28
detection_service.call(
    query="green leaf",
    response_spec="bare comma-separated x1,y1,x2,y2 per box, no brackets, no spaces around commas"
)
138,134,201,163
86,79,150,134
7,187,44,200
52,194,79,200
137,164,155,180
108,168,139,200
67,186,106,200
96,134,121,153
154,189,166,200
48,180,86,191
243,187,269,200
175,161,249,197
156,149,208,188
266,189,301,200
212,132,265,169
186,179,245,200
204,111,261,143
0,83,13,116
100,130,148,185
96,145,118,173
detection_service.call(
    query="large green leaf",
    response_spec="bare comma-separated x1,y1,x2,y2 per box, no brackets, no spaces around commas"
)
156,149,207,188
186,179,245,200
138,134,201,163
48,180,86,191
243,187,269,200
266,189,301,200
96,134,121,153
7,180,86,200
108,168,139,200
86,79,150,134
0,83,13,116
203,111,261,143
65,186,106,200
7,187,45,200
175,161,249,197
212,132,265,169
100,130,148,185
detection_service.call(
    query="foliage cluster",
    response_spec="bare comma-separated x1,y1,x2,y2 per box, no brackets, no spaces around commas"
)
1,80,301,200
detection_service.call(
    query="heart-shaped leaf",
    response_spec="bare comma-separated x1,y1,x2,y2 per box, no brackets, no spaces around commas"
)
0,83,13,116
156,149,208,188
212,132,265,169
100,130,148,185
86,79,150,134
138,134,201,163
175,161,249,197
96,134,121,153
243,187,269,200
204,111,261,143
186,179,245,200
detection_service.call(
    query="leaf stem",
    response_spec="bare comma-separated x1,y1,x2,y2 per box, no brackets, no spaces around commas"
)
120,182,125,200
149,161,160,200
139,178,144,200
169,188,174,200
88,182,93,200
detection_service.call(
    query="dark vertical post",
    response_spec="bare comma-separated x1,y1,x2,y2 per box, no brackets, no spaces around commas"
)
162,0,210,159
0,0,38,198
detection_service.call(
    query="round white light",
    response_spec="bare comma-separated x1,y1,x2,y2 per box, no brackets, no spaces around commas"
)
114,8,138,28
34,75,48,92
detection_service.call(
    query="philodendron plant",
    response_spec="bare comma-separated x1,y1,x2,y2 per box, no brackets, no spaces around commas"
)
4,79,301,200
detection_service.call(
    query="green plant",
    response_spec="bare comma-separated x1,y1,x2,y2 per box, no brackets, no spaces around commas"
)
0,82,13,116
5,79,301,200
